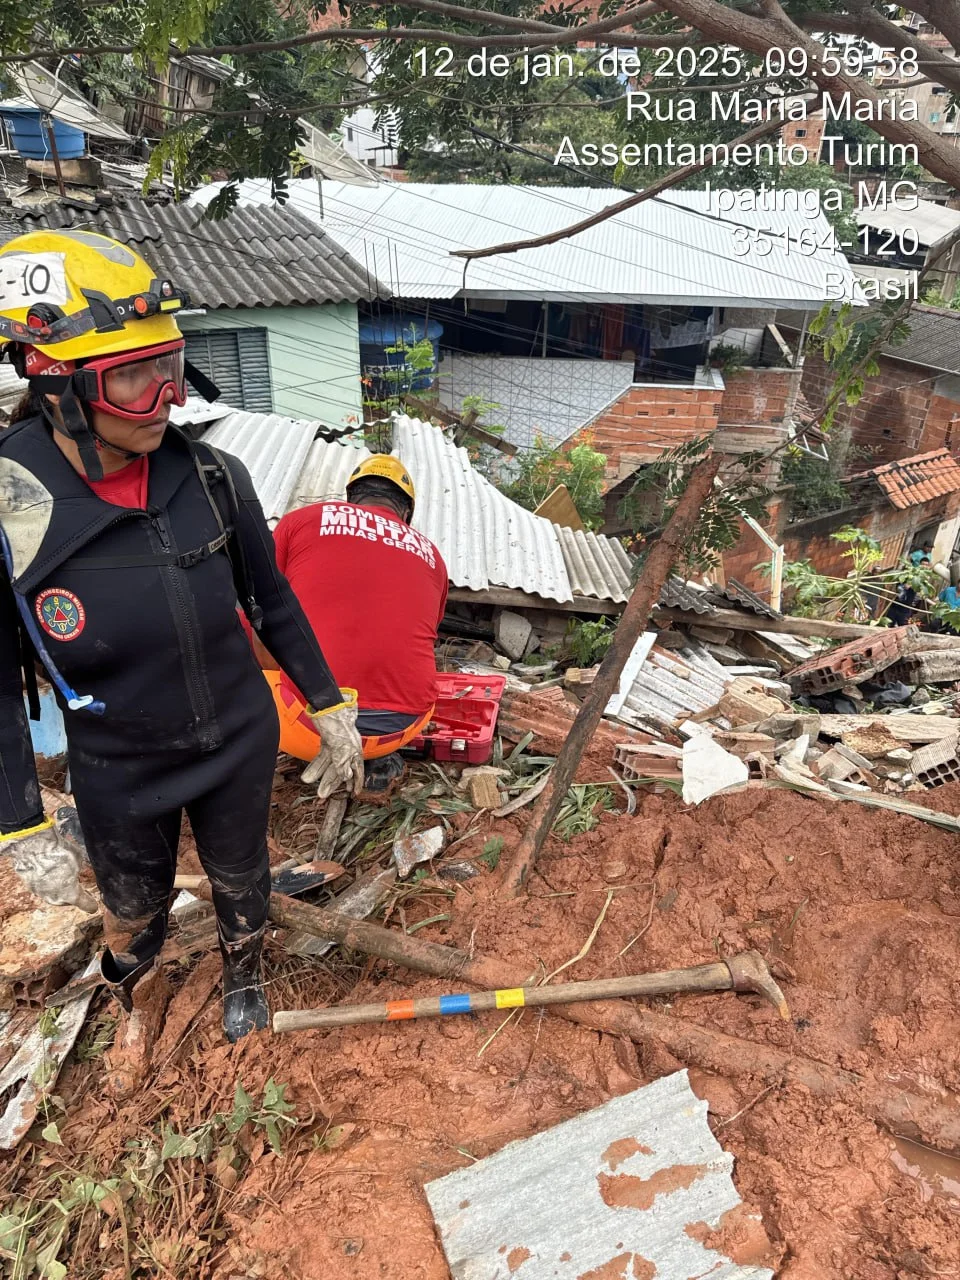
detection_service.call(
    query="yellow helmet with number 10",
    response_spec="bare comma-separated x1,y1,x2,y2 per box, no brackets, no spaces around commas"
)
0,228,186,362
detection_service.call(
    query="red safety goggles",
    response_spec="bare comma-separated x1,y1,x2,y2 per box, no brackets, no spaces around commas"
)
25,340,188,421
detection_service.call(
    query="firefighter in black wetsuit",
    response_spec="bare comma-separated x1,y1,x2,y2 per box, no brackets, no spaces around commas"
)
0,230,364,1094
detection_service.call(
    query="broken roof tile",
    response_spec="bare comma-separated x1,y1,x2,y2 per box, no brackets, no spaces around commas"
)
851,449,960,510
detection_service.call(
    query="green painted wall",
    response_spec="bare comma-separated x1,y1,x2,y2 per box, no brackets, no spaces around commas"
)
180,301,363,428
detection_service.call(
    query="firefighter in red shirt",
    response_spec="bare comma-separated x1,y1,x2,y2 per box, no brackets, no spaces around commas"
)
258,456,449,789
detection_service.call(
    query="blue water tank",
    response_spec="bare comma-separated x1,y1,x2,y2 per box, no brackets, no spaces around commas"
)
0,106,86,160
359,313,443,391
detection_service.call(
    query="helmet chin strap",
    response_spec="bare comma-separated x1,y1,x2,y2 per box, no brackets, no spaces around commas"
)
40,373,144,481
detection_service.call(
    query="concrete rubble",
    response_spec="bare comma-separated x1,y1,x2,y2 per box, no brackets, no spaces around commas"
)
464,576,960,807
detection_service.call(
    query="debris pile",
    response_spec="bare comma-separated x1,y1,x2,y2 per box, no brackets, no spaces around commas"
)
457,580,960,819
3,580,960,1277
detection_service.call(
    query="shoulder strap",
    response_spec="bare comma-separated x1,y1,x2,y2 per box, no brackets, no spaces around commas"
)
191,440,264,632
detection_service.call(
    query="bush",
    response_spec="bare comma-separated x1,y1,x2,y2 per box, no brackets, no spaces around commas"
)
781,449,849,520
501,433,606,530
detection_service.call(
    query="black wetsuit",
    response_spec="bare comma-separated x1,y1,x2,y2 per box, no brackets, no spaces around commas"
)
0,416,339,964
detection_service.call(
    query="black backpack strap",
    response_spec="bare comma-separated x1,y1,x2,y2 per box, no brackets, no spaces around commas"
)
191,440,264,632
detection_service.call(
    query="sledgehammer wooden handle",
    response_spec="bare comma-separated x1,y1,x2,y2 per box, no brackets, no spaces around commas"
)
272,951,790,1032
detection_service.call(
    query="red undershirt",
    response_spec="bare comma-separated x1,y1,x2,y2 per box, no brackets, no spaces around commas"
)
85,456,149,509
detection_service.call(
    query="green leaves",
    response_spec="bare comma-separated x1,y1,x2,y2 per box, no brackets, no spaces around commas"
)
780,525,946,625
479,835,504,870
40,1122,63,1147
501,433,607,530
620,433,771,575
139,0,221,67
565,616,615,666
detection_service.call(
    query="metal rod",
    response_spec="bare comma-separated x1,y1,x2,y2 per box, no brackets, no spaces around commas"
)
43,114,67,199
273,954,790,1033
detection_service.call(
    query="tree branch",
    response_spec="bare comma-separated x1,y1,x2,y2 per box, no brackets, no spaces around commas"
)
450,101,815,261
907,0,960,55
0,1,674,64
365,0,659,36
498,450,723,898
794,2,960,97
652,0,960,197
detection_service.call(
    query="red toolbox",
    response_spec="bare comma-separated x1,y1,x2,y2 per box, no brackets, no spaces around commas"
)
408,672,507,764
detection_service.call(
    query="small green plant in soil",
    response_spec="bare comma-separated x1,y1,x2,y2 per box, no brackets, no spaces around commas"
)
565,616,615,666
479,835,505,870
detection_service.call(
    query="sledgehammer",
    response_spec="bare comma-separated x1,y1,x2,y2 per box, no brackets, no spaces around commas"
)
272,950,790,1033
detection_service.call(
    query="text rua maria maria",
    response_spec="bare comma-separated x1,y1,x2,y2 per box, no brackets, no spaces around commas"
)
626,90,933,124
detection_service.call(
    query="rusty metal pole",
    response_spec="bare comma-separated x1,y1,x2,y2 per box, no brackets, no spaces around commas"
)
498,453,723,899
43,115,67,199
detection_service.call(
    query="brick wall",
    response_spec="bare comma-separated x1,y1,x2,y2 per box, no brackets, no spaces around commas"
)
721,493,956,597
919,394,960,455
795,348,960,468
580,365,803,491
576,383,723,488
717,367,800,426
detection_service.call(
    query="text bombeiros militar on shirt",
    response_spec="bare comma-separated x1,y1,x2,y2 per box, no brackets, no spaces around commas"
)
411,41,931,301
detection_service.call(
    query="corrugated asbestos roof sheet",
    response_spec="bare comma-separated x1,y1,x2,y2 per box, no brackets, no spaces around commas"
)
0,197,385,309
706,578,781,619
286,413,632,603
882,305,960,375
290,434,370,511
614,641,734,729
193,179,860,307
556,526,633,604
659,577,717,615
198,410,321,521
395,415,571,600
851,447,960,510
425,1070,775,1280
856,197,960,248
170,396,235,431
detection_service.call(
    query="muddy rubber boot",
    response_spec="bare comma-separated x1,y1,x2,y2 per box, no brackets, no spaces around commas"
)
101,953,170,1100
220,926,269,1043
362,752,406,794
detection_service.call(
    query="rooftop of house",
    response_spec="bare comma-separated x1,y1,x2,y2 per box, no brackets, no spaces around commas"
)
882,304,960,375
192,179,862,309
0,194,389,309
849,447,960,510
855,197,960,249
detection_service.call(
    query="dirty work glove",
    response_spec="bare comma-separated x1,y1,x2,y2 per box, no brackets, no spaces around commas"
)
302,688,365,800
0,816,97,912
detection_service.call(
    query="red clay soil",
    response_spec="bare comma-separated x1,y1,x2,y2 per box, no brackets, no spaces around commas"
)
38,783,960,1279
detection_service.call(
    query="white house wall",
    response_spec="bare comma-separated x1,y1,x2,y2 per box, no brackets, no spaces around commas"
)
438,354,635,448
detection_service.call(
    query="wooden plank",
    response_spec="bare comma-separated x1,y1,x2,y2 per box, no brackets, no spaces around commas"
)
655,605,960,647
534,484,586,532
817,713,960,744
448,586,621,616
402,393,518,456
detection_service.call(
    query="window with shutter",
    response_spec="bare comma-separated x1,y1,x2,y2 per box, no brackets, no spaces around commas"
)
183,327,273,412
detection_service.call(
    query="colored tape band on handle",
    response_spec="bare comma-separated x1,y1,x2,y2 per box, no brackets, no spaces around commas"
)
385,999,416,1021
495,988,526,1010
438,993,473,1016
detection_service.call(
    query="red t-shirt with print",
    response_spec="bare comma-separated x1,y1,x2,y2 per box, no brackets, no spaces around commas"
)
272,501,448,715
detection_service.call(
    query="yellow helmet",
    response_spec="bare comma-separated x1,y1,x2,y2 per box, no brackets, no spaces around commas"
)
347,454,416,507
0,228,187,362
